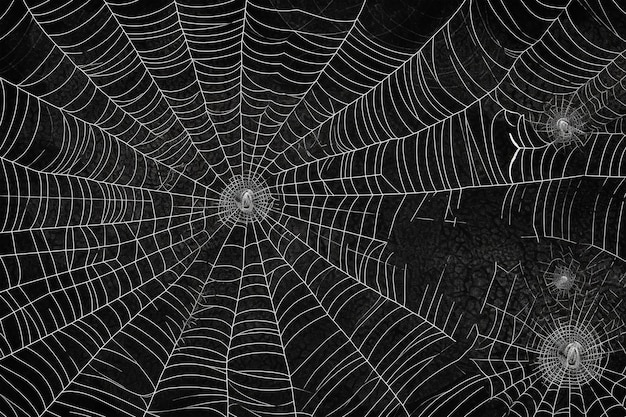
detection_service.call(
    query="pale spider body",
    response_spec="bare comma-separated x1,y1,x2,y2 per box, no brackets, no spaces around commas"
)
543,257,583,299
529,96,589,148
537,321,605,388
218,174,273,226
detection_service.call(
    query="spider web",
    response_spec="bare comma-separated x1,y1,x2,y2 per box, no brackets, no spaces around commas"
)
0,0,625,416
417,263,626,417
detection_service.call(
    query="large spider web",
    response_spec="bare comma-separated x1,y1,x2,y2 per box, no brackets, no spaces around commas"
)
0,0,625,416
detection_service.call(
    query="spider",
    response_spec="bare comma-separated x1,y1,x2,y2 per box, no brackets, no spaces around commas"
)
529,96,589,148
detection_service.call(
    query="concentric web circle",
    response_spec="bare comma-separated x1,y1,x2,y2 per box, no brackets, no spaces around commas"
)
545,265,578,298
544,98,587,147
542,255,583,299
217,174,273,226
537,321,605,388
1,1,626,416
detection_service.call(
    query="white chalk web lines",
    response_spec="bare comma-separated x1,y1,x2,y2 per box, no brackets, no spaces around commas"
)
0,0,625,416
419,264,626,417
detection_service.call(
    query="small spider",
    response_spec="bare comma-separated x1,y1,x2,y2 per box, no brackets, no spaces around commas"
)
543,257,582,299
529,96,589,148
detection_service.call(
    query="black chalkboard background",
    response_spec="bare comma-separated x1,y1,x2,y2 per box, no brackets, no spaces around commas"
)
0,1,625,416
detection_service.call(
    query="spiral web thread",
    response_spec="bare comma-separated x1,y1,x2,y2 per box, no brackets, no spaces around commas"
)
537,321,605,388
418,264,626,417
217,174,273,227
543,254,583,299
0,0,625,416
